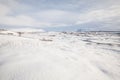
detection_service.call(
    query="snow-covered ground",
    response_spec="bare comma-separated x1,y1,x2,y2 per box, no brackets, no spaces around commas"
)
0,30,120,80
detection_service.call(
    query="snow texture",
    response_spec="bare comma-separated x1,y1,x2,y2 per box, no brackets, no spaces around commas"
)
0,30,120,80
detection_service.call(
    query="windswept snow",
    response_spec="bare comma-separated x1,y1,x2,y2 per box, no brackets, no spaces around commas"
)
0,31,120,80
0,30,19,36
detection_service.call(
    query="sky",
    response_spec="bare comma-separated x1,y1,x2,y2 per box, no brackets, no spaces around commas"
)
0,0,120,31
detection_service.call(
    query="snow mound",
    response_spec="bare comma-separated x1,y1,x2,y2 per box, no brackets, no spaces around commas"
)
0,30,18,36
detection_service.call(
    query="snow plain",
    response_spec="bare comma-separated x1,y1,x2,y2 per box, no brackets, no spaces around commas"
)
0,30,120,80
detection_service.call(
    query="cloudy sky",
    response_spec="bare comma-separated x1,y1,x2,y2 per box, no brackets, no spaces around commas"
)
0,0,120,31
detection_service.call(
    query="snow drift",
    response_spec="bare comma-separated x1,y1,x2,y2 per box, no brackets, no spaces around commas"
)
0,31,120,80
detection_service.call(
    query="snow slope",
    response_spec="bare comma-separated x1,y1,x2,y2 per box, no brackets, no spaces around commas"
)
0,30,19,36
0,31,120,80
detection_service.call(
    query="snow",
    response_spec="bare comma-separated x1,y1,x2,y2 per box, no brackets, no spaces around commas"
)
0,31,120,80
0,30,18,36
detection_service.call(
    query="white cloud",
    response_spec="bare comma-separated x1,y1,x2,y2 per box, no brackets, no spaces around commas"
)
76,5,120,24
0,2,41,27
0,2,77,27
0,15,36,26
0,4,11,16
36,10,79,24
0,3,36,26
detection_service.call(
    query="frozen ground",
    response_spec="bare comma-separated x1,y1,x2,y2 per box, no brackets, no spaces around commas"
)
0,30,120,80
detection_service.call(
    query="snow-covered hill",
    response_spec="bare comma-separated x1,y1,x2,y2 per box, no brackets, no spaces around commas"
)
0,29,19,36
0,31,120,80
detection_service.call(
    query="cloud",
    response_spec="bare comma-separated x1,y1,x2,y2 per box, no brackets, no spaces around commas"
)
76,5,120,24
0,0,42,27
0,4,11,16
0,0,120,31
0,0,77,27
35,10,78,24
0,2,36,27
0,15,36,26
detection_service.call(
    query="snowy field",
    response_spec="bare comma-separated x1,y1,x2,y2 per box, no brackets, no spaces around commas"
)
0,30,120,80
